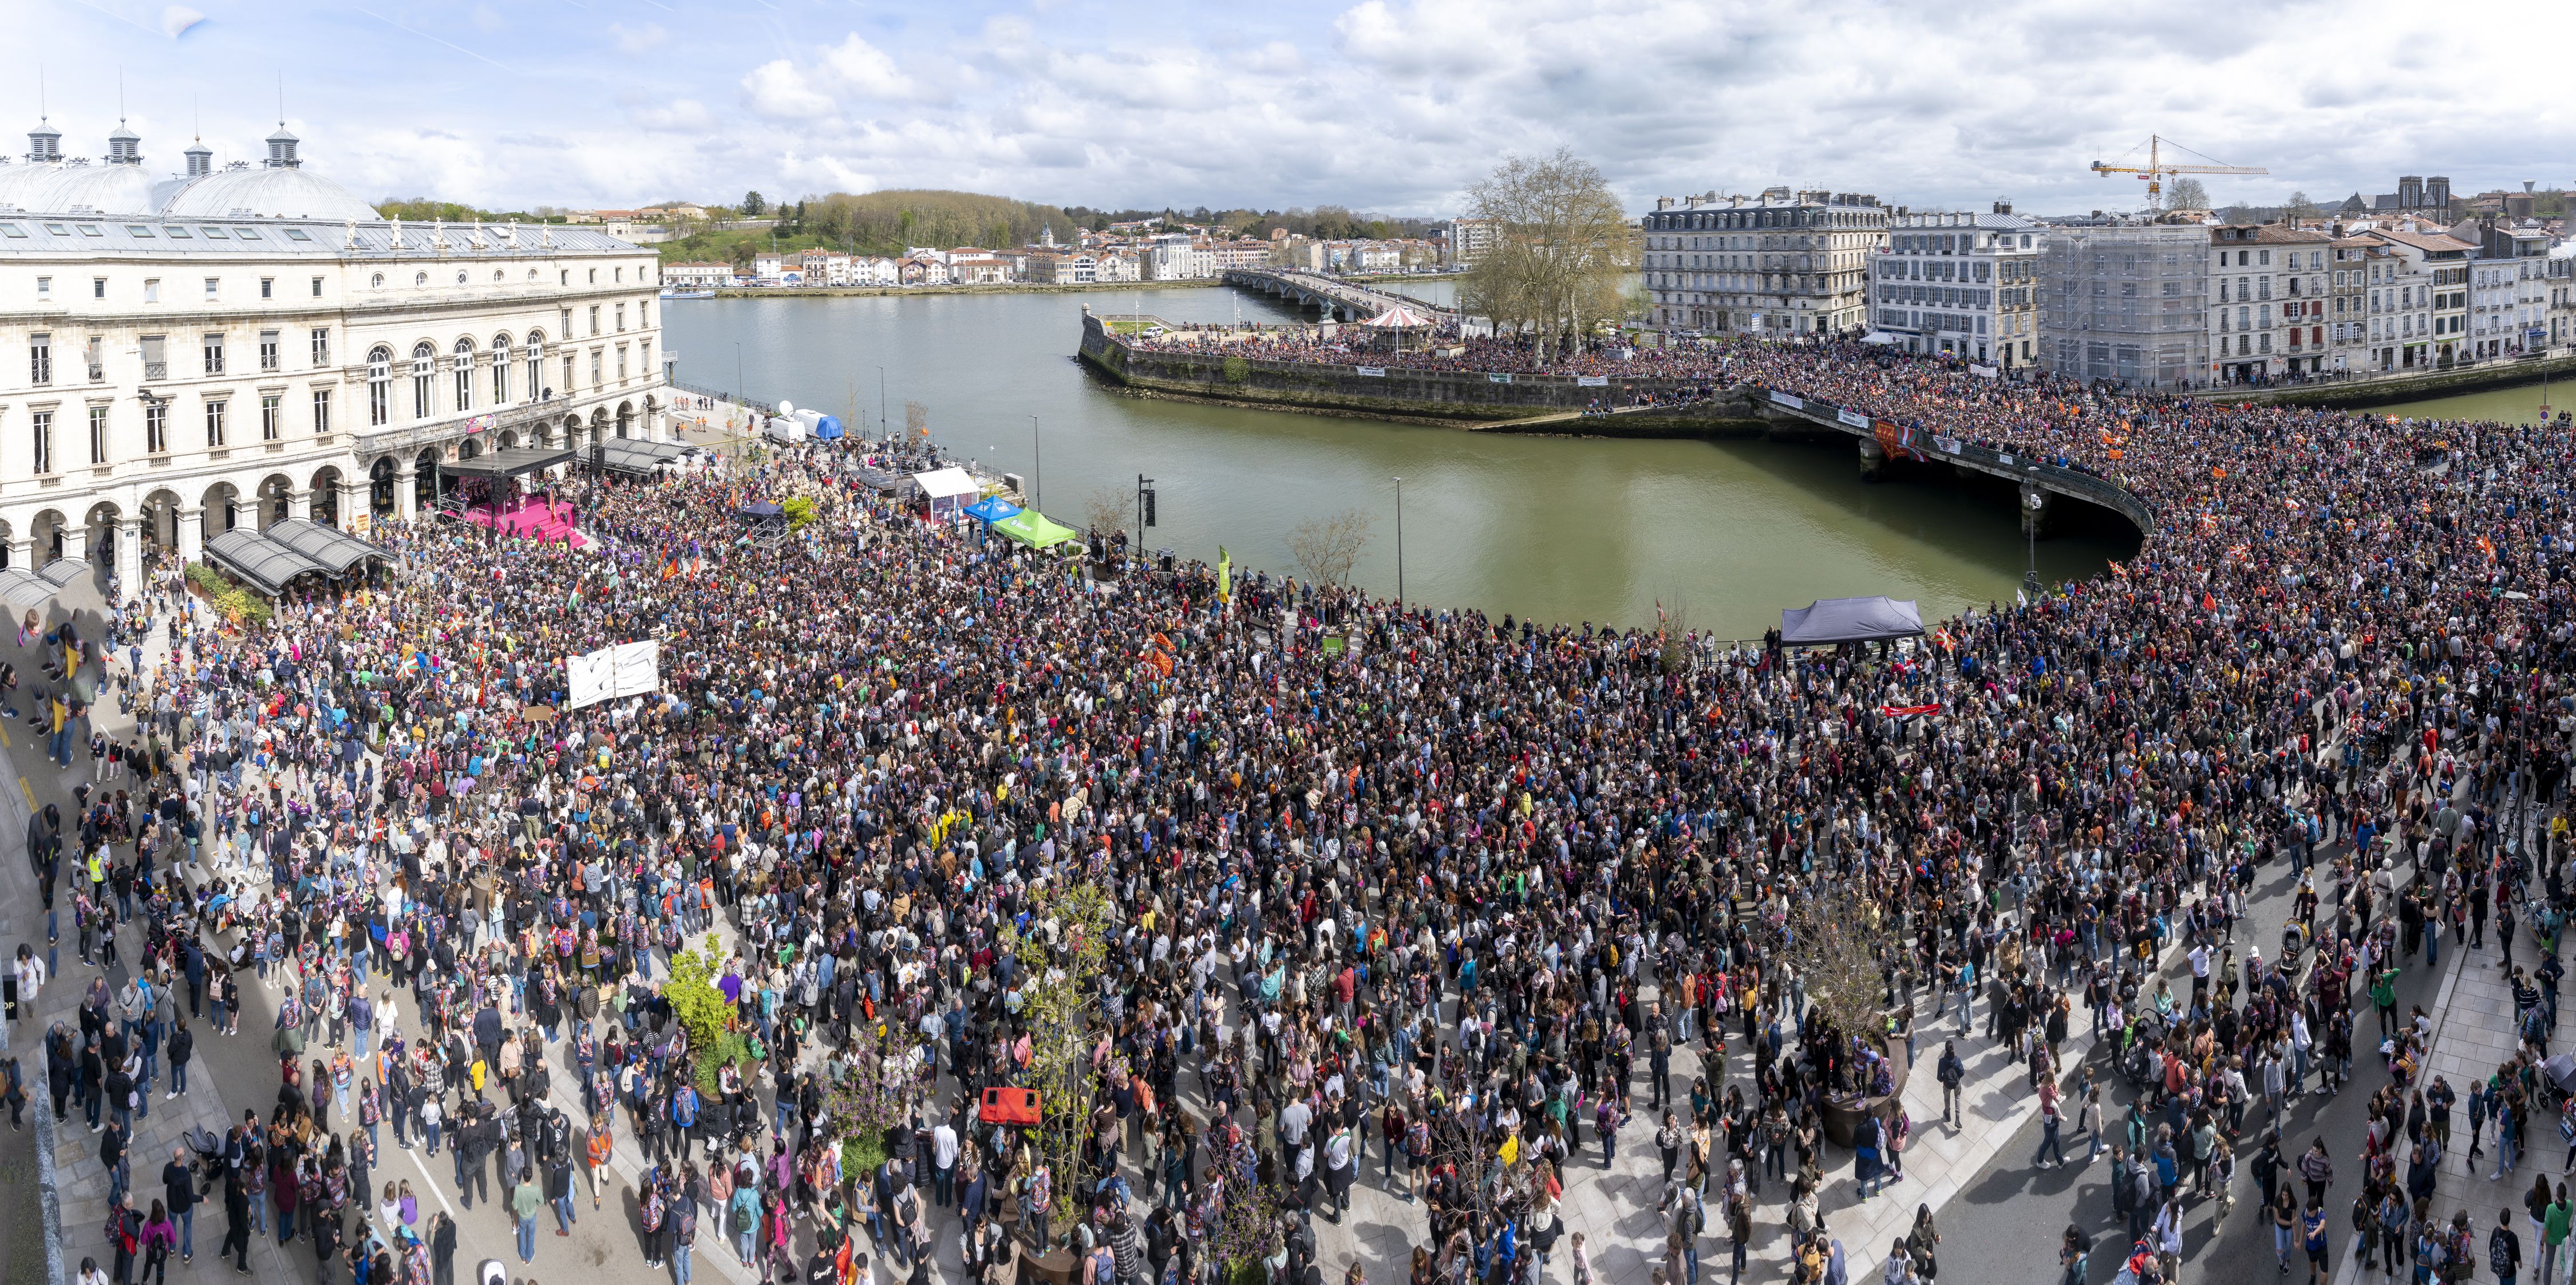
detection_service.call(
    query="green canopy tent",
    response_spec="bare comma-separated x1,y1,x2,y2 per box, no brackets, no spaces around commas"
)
992,509,1080,549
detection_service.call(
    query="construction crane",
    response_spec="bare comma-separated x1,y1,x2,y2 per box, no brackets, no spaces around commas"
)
2090,135,2267,214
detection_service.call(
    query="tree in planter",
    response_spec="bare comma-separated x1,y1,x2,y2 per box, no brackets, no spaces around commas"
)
1786,886,1893,1099
827,1021,922,1177
665,934,752,1092
997,879,1115,1238
1206,1134,1284,1285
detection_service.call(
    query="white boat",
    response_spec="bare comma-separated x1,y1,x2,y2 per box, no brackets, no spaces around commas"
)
659,288,716,300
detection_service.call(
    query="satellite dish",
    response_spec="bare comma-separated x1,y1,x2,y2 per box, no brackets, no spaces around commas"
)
777,400,794,415
2026,490,2045,509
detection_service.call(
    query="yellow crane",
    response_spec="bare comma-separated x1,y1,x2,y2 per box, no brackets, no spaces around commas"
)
2090,135,2267,213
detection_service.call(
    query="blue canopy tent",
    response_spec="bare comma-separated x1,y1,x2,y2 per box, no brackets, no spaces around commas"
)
963,495,1023,525
812,415,845,441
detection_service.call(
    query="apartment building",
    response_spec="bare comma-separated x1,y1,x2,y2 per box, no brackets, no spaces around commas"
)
1641,188,1889,337
2208,224,2334,384
1866,206,2044,367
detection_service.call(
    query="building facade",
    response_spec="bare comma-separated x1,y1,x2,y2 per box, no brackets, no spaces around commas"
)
2326,236,2385,373
1641,188,1888,337
2207,224,2334,384
2357,229,2476,368
0,119,665,585
2038,222,2210,388
1866,207,2043,366
2466,219,2550,360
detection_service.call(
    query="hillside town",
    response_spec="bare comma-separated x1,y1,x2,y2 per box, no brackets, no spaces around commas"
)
656,216,1464,292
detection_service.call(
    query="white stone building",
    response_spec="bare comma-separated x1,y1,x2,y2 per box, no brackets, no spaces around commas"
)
1866,206,2044,366
2466,219,2550,360
0,118,665,588
2207,223,2334,384
1641,188,1888,338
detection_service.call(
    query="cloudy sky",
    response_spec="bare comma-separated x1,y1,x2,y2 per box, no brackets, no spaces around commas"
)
15,0,2574,219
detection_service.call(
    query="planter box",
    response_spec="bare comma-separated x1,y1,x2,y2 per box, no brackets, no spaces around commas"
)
1818,1034,1909,1148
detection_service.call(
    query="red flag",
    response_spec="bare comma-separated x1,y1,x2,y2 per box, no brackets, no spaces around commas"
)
2202,593,2217,612
1877,703,1941,718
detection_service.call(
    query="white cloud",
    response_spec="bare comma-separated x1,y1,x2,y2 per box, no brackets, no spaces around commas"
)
819,34,920,100
629,98,712,132
610,22,667,54
741,60,835,121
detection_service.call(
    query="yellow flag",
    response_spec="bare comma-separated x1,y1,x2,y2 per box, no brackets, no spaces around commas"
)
1217,546,1231,603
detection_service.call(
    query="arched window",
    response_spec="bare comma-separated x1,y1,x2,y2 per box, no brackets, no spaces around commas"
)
367,346,392,426
414,271,428,289
524,332,545,399
491,334,513,403
370,272,384,289
410,342,435,419
453,338,476,411
454,270,467,286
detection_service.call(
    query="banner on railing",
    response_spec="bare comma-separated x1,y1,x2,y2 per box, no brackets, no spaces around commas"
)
1838,408,1870,429
1576,376,1609,387
1933,435,1963,454
1488,373,1514,384
1969,364,2000,379
1997,452,2017,465
1873,419,1926,463
1769,391,1804,409
1355,366,1386,377
463,414,495,435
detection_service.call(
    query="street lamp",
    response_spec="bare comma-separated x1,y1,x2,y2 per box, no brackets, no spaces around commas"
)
1030,416,1041,507
1391,475,1405,603
877,366,889,439
2022,488,2043,599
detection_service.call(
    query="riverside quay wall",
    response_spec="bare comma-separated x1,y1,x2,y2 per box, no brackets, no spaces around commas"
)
1076,310,1744,422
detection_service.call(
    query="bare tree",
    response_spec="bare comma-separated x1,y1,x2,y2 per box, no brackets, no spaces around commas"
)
903,399,931,440
2164,177,2212,212
1084,487,1130,541
1460,150,1638,363
1286,509,1373,590
2283,190,2320,223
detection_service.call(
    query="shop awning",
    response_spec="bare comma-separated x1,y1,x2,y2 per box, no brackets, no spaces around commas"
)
440,445,579,479
266,519,389,577
598,440,688,476
204,528,333,597
991,509,1079,549
1779,596,1923,645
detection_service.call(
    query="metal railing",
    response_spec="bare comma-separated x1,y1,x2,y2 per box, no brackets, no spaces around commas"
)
667,379,777,417
1748,385,2156,529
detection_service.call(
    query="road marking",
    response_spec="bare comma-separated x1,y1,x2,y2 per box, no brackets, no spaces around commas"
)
16,777,29,809
405,1145,460,1217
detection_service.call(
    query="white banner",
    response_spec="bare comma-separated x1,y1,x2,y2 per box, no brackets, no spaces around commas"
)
567,640,662,709
1769,391,1804,409
1838,408,1869,428
1969,363,2000,379
1487,373,1514,384
1354,366,1386,377
1933,435,1963,454
1575,375,1609,387
1997,452,2017,466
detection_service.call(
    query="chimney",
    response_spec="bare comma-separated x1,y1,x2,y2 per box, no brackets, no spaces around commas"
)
1656,196,1673,211
1993,199,2013,215
25,118,60,163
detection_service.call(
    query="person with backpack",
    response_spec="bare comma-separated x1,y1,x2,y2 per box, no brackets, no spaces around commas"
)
2496,1205,2526,1285
1936,1042,1964,1128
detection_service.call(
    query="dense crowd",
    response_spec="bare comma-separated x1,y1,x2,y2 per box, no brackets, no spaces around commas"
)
32,337,2576,1285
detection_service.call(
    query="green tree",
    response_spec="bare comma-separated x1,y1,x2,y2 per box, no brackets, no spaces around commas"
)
742,191,768,217
998,880,1114,1234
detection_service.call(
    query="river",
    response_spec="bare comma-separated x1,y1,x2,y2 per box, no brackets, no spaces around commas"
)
2379,377,2576,425
659,285,2135,638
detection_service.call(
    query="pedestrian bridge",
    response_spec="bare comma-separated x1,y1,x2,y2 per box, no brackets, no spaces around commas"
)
1752,386,2152,538
1220,268,1457,322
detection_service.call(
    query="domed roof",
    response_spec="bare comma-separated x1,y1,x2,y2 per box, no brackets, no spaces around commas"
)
0,161,163,216
157,165,376,221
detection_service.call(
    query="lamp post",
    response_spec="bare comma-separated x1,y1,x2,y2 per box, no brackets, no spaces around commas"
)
1030,416,1041,507
877,366,888,439
1391,475,1405,603
2022,487,2043,600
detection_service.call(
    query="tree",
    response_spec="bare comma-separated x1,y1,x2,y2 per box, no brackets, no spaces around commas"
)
903,399,931,440
1084,487,1130,541
1459,149,1638,363
996,881,1115,1237
1286,510,1372,590
2164,177,2211,212
2284,190,2320,223
742,191,768,217
1787,888,1892,1095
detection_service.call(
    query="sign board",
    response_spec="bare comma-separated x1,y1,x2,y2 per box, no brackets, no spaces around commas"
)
1354,366,1386,377
1969,364,2000,379
1769,391,1803,409
566,639,661,709
1487,373,1514,384
1575,375,1609,387
1934,435,1963,455
1837,408,1869,429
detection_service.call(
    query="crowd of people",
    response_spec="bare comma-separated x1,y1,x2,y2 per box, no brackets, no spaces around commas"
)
29,335,2576,1285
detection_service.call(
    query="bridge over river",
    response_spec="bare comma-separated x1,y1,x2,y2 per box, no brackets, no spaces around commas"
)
1220,268,1459,322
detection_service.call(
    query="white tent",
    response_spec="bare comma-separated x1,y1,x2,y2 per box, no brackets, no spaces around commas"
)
1859,331,1902,345
911,466,980,517
1366,306,1435,328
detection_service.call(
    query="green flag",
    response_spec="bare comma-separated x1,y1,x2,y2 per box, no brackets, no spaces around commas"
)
1217,546,1231,602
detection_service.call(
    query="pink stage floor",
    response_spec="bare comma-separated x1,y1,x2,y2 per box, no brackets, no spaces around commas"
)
455,499,589,547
